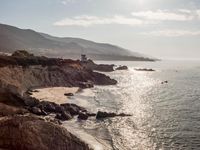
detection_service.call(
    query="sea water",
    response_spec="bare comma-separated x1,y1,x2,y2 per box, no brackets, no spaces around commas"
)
65,60,200,150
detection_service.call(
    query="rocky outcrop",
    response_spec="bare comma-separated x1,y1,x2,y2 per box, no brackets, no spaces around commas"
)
96,111,132,119
116,65,128,70
0,54,117,96
81,59,114,72
0,115,91,150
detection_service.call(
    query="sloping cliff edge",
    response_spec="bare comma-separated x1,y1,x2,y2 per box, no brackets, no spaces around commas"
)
0,51,117,150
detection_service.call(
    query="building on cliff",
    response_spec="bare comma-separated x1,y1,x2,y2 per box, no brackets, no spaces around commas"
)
81,54,87,62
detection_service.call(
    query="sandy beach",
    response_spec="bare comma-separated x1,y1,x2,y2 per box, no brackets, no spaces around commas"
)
31,87,79,104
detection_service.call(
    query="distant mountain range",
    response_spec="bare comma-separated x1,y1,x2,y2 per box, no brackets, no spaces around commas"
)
0,23,155,61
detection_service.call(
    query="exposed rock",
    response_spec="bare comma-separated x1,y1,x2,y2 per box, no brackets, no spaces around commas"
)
116,65,128,70
0,115,91,150
61,103,86,116
23,96,40,107
96,111,116,119
30,107,43,115
96,111,132,119
12,50,34,57
92,72,117,85
81,59,114,72
86,112,96,117
161,81,168,84
64,93,74,96
135,68,155,72
78,112,88,120
56,111,72,121
37,101,60,113
0,102,28,117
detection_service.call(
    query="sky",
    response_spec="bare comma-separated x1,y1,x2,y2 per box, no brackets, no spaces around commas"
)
1,0,200,59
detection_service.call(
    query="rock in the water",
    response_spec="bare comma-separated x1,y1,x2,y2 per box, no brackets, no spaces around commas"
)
64,93,74,96
96,111,116,119
116,66,128,70
135,68,155,72
92,72,117,85
0,115,90,150
96,111,132,119
61,103,87,116
78,112,88,120
161,81,168,84
86,112,96,117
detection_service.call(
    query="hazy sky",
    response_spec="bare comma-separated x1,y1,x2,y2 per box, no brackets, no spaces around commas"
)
1,0,200,59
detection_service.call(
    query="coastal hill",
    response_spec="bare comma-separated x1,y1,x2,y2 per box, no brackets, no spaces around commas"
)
0,23,155,61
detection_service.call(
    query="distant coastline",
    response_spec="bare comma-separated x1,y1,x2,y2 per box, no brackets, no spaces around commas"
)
0,23,157,61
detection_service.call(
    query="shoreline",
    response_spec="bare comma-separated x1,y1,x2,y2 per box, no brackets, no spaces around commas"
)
31,86,113,150
0,50,121,150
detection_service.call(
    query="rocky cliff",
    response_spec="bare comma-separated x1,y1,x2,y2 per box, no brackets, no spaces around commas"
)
0,51,117,150
0,51,117,97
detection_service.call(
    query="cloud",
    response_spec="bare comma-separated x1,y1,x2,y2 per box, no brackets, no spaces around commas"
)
60,0,91,5
54,15,147,27
141,30,200,37
54,9,200,27
131,9,194,21
196,10,200,18
60,0,76,5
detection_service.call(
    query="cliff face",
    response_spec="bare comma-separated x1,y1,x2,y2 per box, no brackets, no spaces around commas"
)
0,54,117,97
0,65,116,96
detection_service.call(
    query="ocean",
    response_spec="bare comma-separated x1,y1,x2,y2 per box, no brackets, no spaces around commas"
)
64,60,200,150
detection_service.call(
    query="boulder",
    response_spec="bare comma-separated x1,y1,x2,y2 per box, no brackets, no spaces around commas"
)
56,111,72,121
61,103,87,116
23,97,40,107
30,107,47,116
0,115,90,150
45,103,57,112
78,112,88,120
